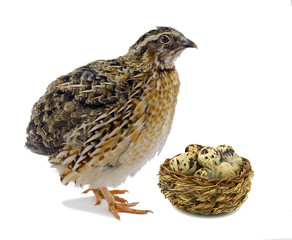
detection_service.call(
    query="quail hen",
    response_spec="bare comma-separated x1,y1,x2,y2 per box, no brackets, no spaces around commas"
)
26,27,197,219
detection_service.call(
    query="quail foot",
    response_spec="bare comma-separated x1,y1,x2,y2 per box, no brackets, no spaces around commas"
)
26,27,197,219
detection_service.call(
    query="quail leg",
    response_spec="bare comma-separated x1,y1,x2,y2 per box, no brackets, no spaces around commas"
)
99,187,153,220
82,188,128,205
82,188,102,205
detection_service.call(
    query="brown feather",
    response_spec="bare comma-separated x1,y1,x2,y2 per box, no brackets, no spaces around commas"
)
26,27,196,188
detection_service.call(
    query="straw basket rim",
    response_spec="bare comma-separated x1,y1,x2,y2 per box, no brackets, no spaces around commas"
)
159,154,253,186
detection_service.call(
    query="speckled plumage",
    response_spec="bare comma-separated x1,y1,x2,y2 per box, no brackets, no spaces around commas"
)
49,67,180,188
26,27,196,219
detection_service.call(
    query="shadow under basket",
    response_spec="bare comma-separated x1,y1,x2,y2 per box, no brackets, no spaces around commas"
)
158,156,254,215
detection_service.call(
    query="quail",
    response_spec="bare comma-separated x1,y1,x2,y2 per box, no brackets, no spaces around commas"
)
26,27,197,220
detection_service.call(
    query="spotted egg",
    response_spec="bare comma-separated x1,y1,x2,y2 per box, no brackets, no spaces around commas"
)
213,162,236,179
216,145,243,173
185,144,203,155
169,152,198,176
216,145,235,161
197,146,221,168
194,168,210,179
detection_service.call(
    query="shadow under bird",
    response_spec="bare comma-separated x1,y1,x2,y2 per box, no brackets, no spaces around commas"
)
26,26,197,220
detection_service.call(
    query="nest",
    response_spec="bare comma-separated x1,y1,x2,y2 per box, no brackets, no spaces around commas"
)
158,156,254,215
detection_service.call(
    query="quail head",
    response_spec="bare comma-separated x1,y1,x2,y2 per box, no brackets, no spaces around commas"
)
26,27,197,220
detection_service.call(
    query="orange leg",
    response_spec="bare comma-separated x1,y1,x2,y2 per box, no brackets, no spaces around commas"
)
99,187,153,220
83,187,153,220
83,188,128,205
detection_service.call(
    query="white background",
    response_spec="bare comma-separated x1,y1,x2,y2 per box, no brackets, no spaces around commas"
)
1,0,291,239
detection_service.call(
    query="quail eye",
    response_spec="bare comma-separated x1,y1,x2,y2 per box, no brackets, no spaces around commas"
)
160,35,170,44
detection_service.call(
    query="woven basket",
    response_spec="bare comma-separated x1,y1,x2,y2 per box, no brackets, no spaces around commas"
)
158,155,254,215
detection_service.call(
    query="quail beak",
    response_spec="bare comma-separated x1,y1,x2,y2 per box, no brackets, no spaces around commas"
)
182,38,198,49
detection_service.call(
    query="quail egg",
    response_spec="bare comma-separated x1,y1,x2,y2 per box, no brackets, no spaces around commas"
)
185,144,203,154
169,152,198,175
216,145,235,161
194,168,210,179
197,146,221,169
216,145,243,173
213,162,236,179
